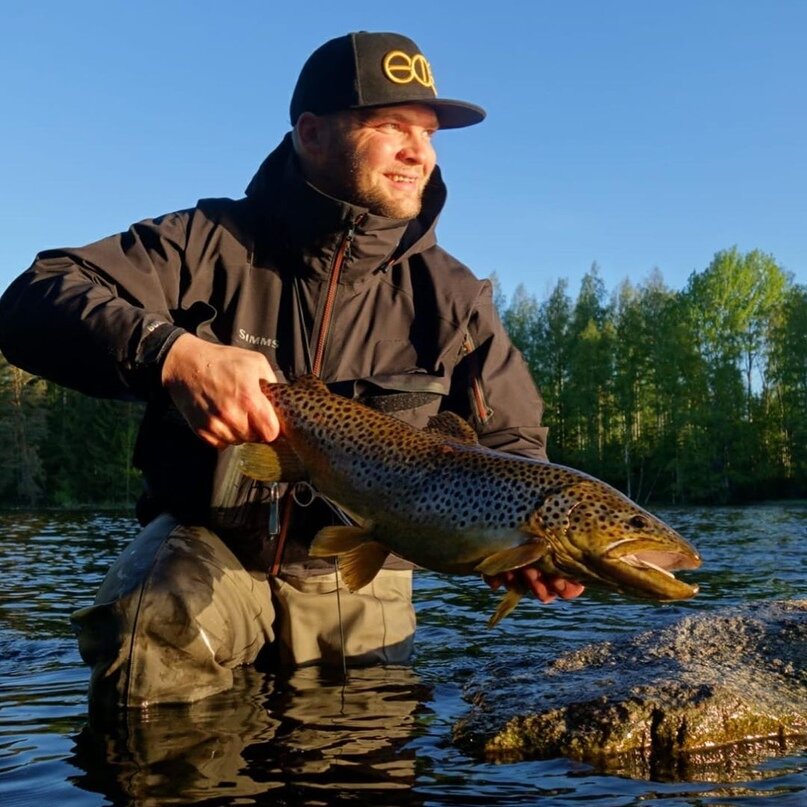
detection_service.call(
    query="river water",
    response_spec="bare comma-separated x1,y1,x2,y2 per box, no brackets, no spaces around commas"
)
0,505,805,806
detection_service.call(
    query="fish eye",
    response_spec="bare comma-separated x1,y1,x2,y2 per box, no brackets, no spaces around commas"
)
629,515,649,529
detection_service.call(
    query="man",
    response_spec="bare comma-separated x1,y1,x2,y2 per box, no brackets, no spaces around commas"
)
0,32,583,709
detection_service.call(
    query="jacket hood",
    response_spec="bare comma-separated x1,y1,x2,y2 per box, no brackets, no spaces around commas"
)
245,133,445,280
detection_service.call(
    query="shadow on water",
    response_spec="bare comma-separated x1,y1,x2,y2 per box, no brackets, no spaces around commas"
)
1,505,806,805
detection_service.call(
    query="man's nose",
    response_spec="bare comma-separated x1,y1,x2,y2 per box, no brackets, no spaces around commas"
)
398,131,435,164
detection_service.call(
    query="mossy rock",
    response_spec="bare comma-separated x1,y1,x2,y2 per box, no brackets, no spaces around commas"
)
453,600,807,781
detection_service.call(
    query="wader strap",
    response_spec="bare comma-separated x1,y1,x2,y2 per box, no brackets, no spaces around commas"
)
362,391,440,413
270,492,295,577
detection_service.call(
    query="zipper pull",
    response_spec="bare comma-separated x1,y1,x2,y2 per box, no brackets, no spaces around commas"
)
343,221,356,263
268,482,280,537
344,214,366,263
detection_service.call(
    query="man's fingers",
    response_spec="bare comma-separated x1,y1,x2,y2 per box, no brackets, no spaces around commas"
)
197,427,229,450
524,569,585,601
484,567,584,604
524,571,556,603
247,394,280,443
162,335,281,447
484,571,514,591
190,400,279,446
557,580,586,600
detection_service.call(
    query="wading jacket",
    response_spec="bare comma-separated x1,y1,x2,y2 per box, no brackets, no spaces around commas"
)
0,134,548,574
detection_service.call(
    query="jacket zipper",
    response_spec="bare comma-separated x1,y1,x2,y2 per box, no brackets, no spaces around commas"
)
271,214,365,575
462,334,494,426
311,215,365,377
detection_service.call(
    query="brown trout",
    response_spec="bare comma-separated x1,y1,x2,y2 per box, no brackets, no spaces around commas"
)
239,375,701,626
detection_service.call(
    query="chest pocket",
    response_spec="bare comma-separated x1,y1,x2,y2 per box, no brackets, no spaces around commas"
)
370,339,420,374
329,372,450,430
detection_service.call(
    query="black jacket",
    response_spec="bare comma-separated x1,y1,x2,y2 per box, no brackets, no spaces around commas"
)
0,135,547,570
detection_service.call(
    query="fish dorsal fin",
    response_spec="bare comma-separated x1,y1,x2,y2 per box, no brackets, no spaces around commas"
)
424,412,479,444
488,589,525,628
237,438,307,483
473,538,551,576
309,525,389,592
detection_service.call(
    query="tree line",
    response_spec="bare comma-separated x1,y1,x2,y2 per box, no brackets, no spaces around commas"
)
0,367,142,507
1,246,805,507
496,247,806,503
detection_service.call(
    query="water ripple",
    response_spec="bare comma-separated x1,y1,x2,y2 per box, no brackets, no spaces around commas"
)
0,505,805,805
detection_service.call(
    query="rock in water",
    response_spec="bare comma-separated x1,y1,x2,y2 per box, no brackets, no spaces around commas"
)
453,600,807,781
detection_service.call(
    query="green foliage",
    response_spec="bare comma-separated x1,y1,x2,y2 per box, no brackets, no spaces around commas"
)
497,248,806,504
0,246,804,507
766,284,807,492
0,357,48,504
0,353,143,507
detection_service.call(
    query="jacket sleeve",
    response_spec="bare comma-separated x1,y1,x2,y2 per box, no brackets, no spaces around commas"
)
452,280,549,461
0,211,192,400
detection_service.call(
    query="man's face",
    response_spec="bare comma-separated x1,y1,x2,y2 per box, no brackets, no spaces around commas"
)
312,104,439,219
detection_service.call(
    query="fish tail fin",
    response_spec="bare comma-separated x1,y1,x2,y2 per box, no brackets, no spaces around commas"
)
309,526,390,592
237,439,306,482
487,589,525,628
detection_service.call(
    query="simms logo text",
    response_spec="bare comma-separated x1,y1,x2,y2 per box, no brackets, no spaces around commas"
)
238,329,279,349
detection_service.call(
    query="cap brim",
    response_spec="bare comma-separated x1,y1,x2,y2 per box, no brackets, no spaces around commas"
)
427,99,486,129
353,98,486,129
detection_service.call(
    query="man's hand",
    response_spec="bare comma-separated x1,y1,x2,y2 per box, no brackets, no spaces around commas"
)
485,567,585,603
161,333,280,449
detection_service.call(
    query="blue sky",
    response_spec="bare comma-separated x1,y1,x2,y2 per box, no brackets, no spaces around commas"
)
1,1,804,304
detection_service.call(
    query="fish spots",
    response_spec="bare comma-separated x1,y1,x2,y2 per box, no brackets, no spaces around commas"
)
260,375,698,599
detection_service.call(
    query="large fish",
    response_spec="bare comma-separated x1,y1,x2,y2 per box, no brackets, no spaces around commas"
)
239,375,701,626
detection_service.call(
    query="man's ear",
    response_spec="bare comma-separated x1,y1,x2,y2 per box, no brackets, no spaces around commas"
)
294,112,328,157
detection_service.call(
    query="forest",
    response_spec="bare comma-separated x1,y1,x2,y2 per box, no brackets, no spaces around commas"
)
0,246,805,508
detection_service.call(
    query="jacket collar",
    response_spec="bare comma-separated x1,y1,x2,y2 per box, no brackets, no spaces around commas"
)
245,133,443,283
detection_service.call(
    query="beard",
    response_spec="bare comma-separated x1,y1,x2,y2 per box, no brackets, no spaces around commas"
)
327,155,428,219
350,184,424,219
319,138,431,220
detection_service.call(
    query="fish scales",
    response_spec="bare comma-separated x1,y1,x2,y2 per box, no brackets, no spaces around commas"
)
268,379,552,557
239,375,702,625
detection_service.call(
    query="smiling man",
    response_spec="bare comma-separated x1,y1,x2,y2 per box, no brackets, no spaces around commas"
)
0,31,583,709
295,105,439,219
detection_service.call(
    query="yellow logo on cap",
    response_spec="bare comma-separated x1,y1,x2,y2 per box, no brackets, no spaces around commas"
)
382,50,437,93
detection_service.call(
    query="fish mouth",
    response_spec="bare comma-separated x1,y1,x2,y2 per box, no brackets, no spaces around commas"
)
600,545,702,600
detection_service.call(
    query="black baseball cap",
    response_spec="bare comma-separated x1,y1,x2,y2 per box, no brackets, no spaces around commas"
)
289,31,486,129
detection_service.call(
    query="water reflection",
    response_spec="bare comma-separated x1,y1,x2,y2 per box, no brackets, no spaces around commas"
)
2,506,806,805
70,665,430,805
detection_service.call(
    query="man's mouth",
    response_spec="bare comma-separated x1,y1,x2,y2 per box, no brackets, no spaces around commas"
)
386,173,420,186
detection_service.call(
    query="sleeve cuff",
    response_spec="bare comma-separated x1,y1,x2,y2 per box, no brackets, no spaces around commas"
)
127,321,187,399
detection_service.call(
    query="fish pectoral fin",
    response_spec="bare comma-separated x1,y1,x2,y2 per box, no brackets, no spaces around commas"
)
424,411,479,444
237,439,307,482
473,539,550,577
487,589,525,628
